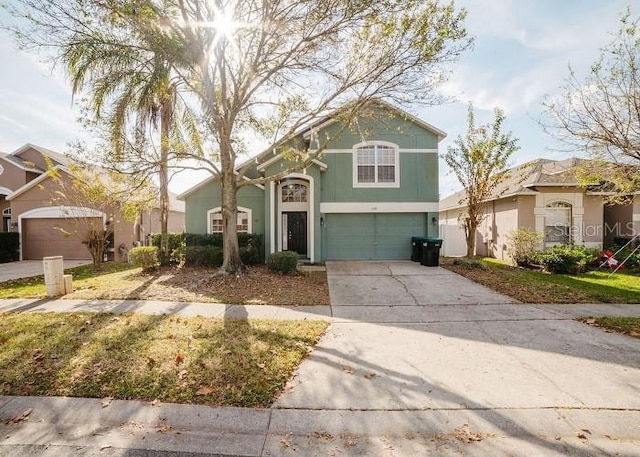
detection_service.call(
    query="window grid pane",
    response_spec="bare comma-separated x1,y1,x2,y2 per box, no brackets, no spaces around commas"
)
357,165,375,183
355,144,397,184
281,183,308,202
211,211,249,234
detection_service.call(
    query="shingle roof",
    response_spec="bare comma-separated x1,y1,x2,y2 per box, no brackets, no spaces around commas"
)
439,157,591,210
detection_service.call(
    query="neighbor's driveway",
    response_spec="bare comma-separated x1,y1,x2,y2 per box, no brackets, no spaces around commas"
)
273,261,640,452
0,259,92,283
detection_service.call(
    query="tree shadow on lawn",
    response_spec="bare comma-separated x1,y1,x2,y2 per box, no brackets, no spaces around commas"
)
0,310,325,408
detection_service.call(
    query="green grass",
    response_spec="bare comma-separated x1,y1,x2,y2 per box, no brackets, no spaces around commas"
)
0,312,328,407
0,263,138,299
443,257,640,304
583,317,640,338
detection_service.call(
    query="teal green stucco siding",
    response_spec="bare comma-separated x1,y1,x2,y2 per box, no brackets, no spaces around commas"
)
319,152,438,203
184,178,265,238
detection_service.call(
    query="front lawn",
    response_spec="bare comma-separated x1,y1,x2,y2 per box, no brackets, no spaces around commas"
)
442,257,640,304
0,263,330,306
0,312,328,407
580,317,640,339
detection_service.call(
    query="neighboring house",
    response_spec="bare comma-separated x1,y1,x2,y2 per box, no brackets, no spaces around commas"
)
1,144,185,261
439,158,640,260
178,101,443,262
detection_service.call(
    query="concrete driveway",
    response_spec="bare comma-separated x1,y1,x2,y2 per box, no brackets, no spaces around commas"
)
273,260,640,454
0,259,92,282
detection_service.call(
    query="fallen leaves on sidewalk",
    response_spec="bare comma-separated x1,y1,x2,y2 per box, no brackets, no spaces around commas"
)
435,424,497,444
5,408,32,425
101,397,113,408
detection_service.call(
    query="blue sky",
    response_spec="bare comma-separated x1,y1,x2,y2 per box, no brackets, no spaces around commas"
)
0,0,633,196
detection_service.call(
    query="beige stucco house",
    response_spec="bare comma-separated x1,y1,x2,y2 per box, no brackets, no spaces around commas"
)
439,158,640,261
1,144,184,261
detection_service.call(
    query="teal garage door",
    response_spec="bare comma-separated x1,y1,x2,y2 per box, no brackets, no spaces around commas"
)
325,213,426,260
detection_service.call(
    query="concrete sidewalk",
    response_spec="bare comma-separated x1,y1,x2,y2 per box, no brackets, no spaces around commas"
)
0,259,92,283
1,260,640,455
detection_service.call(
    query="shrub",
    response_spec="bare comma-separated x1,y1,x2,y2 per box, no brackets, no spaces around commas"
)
0,232,19,263
535,245,598,274
506,228,543,267
130,246,160,272
268,251,299,274
152,233,263,264
184,246,223,267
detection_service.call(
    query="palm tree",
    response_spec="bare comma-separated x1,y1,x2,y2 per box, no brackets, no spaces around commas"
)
62,24,193,262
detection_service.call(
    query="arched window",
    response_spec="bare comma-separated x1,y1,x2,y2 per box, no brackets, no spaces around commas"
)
545,202,572,243
207,207,252,234
281,182,308,202
353,142,399,187
2,208,10,216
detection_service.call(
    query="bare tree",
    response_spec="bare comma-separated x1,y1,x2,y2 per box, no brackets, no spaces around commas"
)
6,0,473,274
444,103,519,257
47,163,154,268
542,9,640,194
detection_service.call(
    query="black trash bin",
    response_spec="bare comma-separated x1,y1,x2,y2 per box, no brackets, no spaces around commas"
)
421,238,443,267
411,236,426,262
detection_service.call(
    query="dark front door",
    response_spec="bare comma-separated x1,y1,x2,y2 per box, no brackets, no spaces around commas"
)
285,211,307,256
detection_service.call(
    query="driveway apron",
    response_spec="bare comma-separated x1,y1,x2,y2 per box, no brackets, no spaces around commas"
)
274,261,640,415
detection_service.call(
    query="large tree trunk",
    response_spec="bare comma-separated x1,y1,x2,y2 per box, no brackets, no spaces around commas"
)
465,218,478,258
220,169,244,274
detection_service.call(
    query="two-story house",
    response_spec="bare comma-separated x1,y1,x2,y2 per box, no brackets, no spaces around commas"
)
1,144,185,261
178,101,443,262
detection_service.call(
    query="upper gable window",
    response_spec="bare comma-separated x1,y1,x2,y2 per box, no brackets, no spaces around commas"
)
353,142,399,188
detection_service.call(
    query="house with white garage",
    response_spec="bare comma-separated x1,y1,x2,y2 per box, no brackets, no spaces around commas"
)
1,144,184,261
178,101,443,262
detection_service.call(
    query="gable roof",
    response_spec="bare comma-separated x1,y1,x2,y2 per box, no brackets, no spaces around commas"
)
439,157,592,211
180,101,445,199
6,165,71,201
12,143,70,167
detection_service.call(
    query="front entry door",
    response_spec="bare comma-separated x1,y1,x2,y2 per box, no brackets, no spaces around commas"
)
284,211,307,256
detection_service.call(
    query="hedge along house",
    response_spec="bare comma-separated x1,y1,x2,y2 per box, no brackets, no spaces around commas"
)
439,158,640,261
178,101,443,262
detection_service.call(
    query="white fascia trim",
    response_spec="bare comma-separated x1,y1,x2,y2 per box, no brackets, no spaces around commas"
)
319,148,438,154
256,152,327,172
0,186,13,196
20,206,106,219
206,206,253,234
7,166,71,201
0,155,37,172
320,202,439,213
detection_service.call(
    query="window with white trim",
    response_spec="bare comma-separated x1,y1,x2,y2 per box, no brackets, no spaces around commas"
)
208,207,251,234
353,142,399,187
2,208,10,216
281,182,308,202
545,202,572,243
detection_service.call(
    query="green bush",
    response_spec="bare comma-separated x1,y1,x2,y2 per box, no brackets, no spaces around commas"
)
506,228,543,267
129,246,160,272
0,232,19,263
535,245,599,274
184,246,223,267
267,251,299,274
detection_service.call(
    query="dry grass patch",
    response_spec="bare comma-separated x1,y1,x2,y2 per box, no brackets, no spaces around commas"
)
0,312,328,407
0,264,330,306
